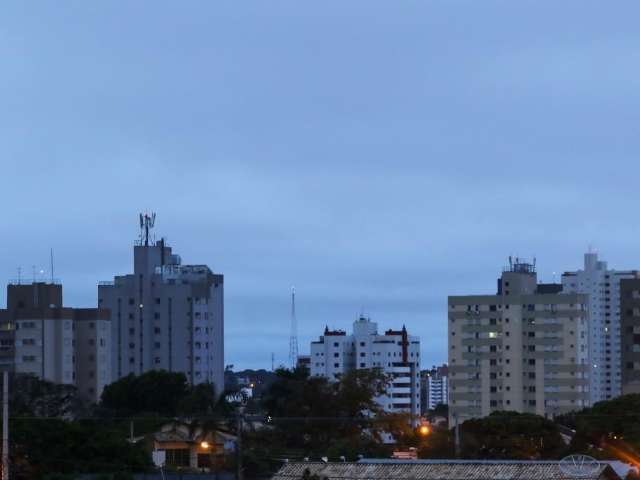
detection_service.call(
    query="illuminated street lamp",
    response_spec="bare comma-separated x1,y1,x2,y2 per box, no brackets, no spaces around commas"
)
419,425,430,436
200,441,210,449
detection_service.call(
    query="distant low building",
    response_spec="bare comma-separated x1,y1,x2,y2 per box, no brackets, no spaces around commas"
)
147,420,236,471
310,316,421,419
296,354,311,370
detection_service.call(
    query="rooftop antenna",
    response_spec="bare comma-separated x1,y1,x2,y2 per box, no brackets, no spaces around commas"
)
289,286,299,369
50,248,54,284
271,352,275,371
139,212,156,246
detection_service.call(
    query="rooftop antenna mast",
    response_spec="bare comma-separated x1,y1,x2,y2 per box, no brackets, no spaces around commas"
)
139,212,156,246
50,248,54,284
289,286,299,369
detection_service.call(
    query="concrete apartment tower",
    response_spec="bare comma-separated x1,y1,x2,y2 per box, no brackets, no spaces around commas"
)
448,258,590,423
420,364,448,413
98,214,224,396
562,252,639,403
0,282,111,402
310,316,421,420
620,278,640,395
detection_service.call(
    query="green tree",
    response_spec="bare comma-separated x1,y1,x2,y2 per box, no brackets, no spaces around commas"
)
100,370,190,417
459,411,566,459
11,418,152,480
259,367,392,458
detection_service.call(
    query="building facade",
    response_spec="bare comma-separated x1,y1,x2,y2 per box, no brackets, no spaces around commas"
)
562,252,640,402
620,278,640,394
98,221,224,396
421,364,448,413
0,282,111,402
310,316,421,419
448,258,590,423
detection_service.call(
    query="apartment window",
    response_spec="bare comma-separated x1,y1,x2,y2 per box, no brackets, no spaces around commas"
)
88,339,95,346
334,363,339,368
128,298,135,305
360,363,366,368
333,342,339,347
360,342,365,347
154,327,161,334
154,342,161,349
22,339,35,346
334,353,339,358
360,352,366,357
155,357,161,364
22,356,36,363
89,322,95,329
155,298,161,304
154,313,160,320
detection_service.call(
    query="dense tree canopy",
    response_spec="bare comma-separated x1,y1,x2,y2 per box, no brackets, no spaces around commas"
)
247,366,394,463
458,411,567,459
561,394,640,458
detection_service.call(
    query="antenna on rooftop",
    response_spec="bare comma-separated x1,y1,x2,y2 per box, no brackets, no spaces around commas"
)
50,248,55,284
139,212,156,246
289,286,299,369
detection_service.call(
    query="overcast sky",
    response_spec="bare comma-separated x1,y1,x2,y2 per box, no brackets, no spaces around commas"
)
2,1,640,370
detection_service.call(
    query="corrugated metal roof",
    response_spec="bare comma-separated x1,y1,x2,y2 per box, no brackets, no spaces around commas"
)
272,461,619,480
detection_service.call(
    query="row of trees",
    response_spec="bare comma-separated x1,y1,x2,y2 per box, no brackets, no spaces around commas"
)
9,365,640,479
9,371,230,479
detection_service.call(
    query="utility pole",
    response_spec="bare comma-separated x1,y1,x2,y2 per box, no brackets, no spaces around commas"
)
2,371,9,480
454,413,460,458
236,413,243,480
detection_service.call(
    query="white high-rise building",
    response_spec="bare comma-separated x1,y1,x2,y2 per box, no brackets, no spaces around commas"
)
310,316,420,419
99,215,224,396
562,252,639,403
423,365,448,410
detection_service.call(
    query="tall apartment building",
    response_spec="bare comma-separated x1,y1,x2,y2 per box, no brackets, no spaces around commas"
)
0,282,111,402
421,364,448,413
310,316,421,419
99,215,224,396
620,278,640,395
561,252,639,403
448,258,590,423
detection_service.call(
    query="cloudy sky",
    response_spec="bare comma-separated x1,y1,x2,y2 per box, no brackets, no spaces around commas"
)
2,1,640,370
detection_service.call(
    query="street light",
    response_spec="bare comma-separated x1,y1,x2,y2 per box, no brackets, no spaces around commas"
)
200,441,210,449
419,425,430,436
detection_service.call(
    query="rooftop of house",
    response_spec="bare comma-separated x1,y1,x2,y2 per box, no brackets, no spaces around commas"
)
273,460,622,480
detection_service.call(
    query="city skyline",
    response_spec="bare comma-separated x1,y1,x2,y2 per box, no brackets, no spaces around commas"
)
4,1,640,370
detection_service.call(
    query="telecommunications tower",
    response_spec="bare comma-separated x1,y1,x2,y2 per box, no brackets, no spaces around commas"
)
289,287,298,369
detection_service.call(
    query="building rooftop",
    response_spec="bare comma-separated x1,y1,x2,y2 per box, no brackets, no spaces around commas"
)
273,460,621,480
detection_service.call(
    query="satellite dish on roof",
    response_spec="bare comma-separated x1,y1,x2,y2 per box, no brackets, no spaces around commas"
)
560,455,601,478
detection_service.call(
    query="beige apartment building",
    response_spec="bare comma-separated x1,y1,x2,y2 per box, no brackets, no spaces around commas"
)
0,282,111,402
448,258,590,423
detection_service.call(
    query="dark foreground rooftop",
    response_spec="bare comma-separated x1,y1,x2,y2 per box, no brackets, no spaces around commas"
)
273,460,622,480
